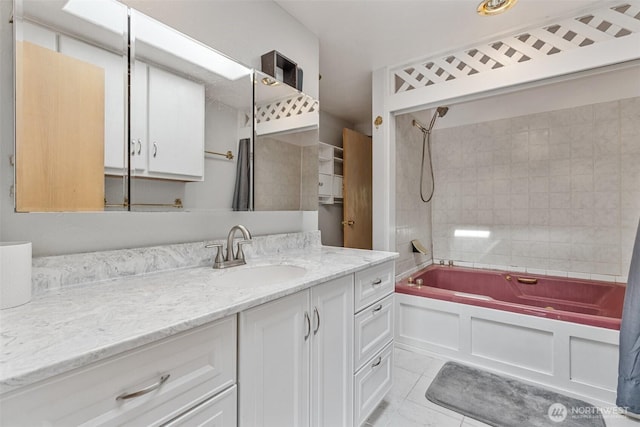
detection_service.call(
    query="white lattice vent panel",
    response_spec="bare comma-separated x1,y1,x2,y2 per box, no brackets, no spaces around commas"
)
393,2,640,94
256,94,319,124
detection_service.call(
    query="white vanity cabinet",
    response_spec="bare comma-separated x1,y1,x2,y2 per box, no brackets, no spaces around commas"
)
239,261,396,427
352,261,395,426
0,316,237,427
239,275,354,427
130,62,205,181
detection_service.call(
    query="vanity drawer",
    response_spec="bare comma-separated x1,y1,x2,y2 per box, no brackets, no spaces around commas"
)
354,261,394,313
0,316,236,427
354,294,394,371
353,342,394,427
164,384,237,427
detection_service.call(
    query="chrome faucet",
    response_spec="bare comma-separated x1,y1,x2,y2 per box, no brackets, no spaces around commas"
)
206,225,252,269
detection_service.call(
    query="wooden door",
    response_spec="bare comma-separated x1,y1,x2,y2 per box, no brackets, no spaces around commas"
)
343,128,372,249
16,41,105,212
239,291,310,427
310,275,354,427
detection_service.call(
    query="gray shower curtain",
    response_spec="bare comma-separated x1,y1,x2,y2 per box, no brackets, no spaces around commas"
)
617,218,640,415
232,138,250,211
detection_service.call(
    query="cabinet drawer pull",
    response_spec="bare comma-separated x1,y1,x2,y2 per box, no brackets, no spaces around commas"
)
304,311,311,341
313,307,320,335
371,357,382,368
116,374,170,401
372,304,383,313
372,278,382,286
153,142,158,158
137,139,142,155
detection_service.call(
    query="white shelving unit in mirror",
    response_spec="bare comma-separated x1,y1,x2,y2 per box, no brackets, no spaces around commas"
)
318,142,343,205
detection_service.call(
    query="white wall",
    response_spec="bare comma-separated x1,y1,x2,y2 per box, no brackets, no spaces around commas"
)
0,0,319,256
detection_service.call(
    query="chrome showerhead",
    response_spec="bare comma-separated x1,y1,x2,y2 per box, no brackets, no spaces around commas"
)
428,105,449,131
436,106,449,118
413,106,449,134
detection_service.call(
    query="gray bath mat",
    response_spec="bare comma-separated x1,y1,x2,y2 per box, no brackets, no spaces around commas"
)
426,362,605,427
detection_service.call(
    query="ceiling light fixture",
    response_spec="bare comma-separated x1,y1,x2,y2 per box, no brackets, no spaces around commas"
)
477,0,518,16
261,77,280,86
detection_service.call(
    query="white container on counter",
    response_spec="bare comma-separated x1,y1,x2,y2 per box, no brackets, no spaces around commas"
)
0,242,32,309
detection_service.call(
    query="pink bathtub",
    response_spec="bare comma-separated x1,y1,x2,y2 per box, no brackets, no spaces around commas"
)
395,265,625,330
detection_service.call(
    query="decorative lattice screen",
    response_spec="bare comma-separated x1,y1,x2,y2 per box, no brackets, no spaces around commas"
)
255,94,319,124
392,3,640,94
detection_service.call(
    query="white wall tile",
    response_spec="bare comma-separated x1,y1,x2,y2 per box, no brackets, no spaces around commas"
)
402,97,640,281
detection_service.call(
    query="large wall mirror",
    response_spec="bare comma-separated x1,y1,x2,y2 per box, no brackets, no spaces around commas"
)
15,0,128,212
254,70,319,211
14,0,318,213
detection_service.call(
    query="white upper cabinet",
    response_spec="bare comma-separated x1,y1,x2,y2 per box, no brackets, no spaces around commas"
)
130,61,148,173
130,62,205,181
147,66,205,179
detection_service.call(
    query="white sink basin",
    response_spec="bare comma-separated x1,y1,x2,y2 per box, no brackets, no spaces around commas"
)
213,265,307,288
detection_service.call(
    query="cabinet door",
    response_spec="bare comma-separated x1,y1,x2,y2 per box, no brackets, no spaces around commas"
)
239,291,310,427
130,60,148,173
310,276,354,427
58,35,126,174
318,174,332,196
147,66,204,180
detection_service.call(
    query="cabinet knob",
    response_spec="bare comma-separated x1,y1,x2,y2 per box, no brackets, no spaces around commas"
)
318,182,324,187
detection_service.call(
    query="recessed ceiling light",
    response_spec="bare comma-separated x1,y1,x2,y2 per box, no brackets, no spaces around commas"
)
477,0,518,16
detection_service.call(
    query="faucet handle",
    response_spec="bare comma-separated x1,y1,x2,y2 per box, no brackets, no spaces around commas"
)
236,240,252,262
205,243,225,267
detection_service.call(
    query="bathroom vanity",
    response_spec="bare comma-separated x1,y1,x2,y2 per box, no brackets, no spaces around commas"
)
0,232,397,426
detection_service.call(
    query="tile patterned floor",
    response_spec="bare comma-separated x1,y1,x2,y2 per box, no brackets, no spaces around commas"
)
364,347,640,427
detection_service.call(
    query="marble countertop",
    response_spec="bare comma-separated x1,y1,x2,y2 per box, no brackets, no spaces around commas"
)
0,245,397,394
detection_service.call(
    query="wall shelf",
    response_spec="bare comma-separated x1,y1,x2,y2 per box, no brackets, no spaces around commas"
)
318,142,343,205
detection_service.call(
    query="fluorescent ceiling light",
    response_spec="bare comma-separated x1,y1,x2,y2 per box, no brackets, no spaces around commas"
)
62,0,126,34
134,11,251,81
454,229,491,238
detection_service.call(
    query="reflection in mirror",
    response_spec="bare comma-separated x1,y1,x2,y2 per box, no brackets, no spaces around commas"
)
129,10,253,212
253,71,319,211
14,0,128,212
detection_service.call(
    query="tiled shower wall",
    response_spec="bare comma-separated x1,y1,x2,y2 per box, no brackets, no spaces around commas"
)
395,114,432,276
429,97,640,281
254,137,317,211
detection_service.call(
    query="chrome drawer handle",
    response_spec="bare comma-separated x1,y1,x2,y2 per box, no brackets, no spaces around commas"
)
313,307,320,335
371,356,382,368
116,374,170,401
372,304,383,313
372,278,382,286
304,311,311,341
